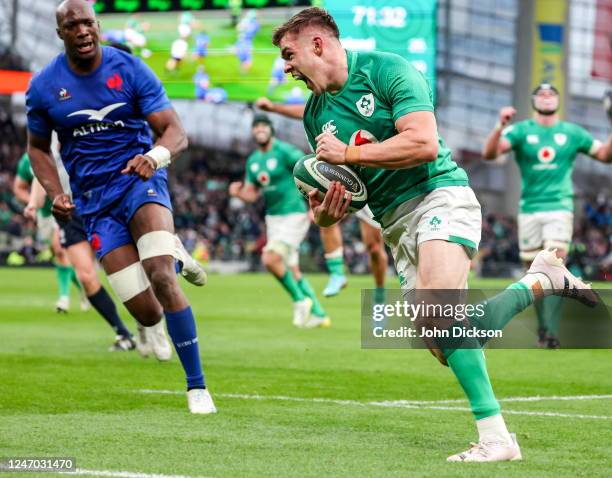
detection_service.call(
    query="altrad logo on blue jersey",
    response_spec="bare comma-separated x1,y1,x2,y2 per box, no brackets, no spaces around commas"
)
67,102,127,137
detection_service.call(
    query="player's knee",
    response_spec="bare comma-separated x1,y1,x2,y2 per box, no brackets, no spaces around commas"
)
125,296,163,327
147,267,179,298
262,250,282,269
75,267,99,292
366,238,386,259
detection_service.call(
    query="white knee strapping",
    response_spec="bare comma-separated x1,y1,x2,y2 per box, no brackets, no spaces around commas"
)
136,230,176,261
108,262,151,302
263,240,291,263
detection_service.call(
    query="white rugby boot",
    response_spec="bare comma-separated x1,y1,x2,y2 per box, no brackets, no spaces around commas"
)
303,315,332,329
108,335,136,352
187,388,217,414
447,433,522,462
527,248,599,307
55,296,70,313
292,298,313,328
135,323,152,358
79,291,91,311
148,319,173,361
174,235,207,286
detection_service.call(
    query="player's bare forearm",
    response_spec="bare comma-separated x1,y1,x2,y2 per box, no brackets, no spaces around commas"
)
146,109,188,158
348,110,438,169
229,181,259,202
483,106,515,160
237,188,260,202
255,98,304,120
27,133,65,200
597,135,612,163
271,103,305,120
482,127,503,160
29,179,47,209
12,178,30,204
354,132,438,169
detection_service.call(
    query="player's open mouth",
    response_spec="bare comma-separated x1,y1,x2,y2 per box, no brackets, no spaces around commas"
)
77,41,95,54
293,72,312,89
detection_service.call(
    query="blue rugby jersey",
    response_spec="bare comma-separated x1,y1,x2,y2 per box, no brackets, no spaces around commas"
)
26,46,172,215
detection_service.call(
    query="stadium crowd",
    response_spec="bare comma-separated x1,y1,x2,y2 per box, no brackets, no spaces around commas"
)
0,117,610,280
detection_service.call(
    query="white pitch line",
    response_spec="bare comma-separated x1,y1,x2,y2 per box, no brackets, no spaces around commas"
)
66,468,205,478
138,390,612,420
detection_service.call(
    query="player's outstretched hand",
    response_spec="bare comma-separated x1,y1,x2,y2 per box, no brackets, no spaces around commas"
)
121,154,156,180
51,193,75,223
315,132,348,165
499,106,517,127
604,90,612,123
308,182,351,227
228,181,243,197
255,97,273,112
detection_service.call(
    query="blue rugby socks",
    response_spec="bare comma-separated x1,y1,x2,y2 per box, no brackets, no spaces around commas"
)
165,307,205,390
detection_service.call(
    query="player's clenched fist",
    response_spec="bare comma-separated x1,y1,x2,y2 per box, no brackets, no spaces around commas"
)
315,132,348,165
228,181,243,197
308,181,352,227
121,154,157,180
254,97,274,112
499,106,517,127
51,193,75,223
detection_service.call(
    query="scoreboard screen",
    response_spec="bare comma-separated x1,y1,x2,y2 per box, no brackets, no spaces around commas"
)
93,1,311,14
325,0,437,94
95,0,436,102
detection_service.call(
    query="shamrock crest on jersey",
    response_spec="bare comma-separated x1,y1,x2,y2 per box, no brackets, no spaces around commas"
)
356,93,375,117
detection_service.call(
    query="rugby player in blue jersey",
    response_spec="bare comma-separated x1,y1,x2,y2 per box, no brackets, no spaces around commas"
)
26,0,215,414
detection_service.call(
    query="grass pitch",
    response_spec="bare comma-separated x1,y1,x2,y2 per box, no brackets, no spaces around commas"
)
1,268,611,477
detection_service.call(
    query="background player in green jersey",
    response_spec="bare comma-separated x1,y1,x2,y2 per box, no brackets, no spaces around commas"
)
255,97,388,300
483,83,612,348
229,113,330,329
13,153,84,313
272,7,598,462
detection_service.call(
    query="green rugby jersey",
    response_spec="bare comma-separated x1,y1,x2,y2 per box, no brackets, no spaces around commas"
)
303,50,468,224
16,153,53,217
245,139,308,216
503,119,595,213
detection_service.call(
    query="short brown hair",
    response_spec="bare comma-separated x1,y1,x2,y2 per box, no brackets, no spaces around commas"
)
272,7,340,47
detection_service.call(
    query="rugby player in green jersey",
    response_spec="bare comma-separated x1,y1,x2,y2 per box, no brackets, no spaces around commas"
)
483,84,612,348
255,97,388,300
272,7,599,462
229,113,330,328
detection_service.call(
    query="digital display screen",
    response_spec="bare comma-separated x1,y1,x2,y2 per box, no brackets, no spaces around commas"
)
326,0,437,94
93,0,312,14
97,0,436,103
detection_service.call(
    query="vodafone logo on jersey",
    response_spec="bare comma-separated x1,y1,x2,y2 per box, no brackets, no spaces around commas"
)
537,146,556,163
349,129,379,146
257,171,270,186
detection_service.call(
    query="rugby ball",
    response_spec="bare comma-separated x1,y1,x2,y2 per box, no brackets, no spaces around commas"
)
293,154,367,213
